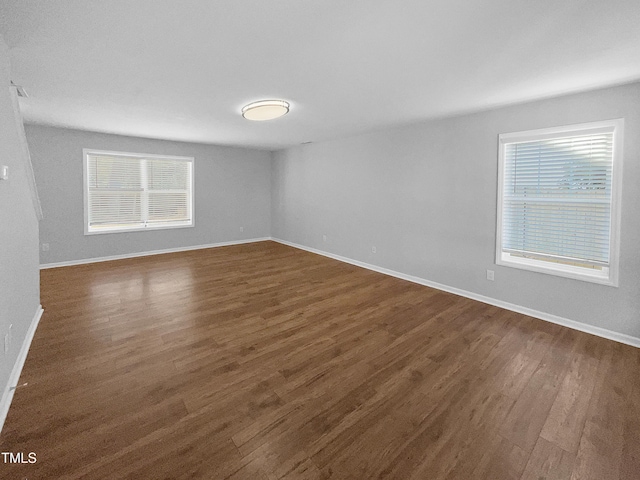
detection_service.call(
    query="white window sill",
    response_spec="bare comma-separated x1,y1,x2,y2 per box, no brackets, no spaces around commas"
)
497,252,617,287
85,222,194,235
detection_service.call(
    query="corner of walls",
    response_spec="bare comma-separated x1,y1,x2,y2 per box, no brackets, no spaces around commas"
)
268,149,279,238
269,82,640,346
269,148,288,240
271,238,640,349
26,125,273,265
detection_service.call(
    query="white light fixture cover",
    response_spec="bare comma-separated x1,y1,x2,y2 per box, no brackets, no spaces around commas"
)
242,100,289,121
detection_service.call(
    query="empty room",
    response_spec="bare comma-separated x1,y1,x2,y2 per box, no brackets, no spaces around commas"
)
1,1,639,479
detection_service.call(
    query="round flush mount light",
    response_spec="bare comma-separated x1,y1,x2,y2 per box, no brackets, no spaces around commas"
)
242,100,290,121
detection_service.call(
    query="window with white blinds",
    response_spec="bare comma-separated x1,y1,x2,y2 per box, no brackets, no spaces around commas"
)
496,120,623,286
84,150,194,234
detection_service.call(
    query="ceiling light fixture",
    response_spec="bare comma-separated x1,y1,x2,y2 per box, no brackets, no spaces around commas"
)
242,100,289,121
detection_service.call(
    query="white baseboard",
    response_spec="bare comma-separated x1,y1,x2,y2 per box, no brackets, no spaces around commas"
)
37,235,640,348
271,238,640,348
40,237,272,269
0,305,44,433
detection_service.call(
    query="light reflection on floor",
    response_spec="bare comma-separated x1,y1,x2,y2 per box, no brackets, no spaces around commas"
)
85,264,198,338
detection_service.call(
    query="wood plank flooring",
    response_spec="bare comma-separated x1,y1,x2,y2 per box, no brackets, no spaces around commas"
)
1,240,638,479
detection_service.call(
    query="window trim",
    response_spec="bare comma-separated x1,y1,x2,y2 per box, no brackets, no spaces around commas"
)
495,119,624,287
83,148,195,235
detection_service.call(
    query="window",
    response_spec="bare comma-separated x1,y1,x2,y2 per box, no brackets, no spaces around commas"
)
496,119,623,286
84,149,194,234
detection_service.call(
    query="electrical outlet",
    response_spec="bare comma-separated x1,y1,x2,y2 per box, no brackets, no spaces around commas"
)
239,227,244,233
42,243,50,251
372,246,377,254
0,165,8,180
322,235,327,242
486,269,495,281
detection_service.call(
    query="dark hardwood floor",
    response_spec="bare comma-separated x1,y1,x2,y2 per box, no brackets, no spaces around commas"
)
1,241,638,479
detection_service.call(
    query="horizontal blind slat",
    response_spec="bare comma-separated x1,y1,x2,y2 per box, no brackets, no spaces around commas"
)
87,153,192,231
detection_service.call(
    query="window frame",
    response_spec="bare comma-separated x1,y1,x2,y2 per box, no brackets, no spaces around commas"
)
495,119,624,287
83,148,195,235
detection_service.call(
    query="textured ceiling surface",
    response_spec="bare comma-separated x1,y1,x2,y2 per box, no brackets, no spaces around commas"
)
1,0,639,149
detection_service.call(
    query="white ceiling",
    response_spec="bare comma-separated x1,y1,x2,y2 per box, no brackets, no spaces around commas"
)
1,0,639,150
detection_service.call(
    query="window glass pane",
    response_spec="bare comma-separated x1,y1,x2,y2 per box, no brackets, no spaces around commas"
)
501,132,613,267
89,155,142,190
89,191,142,225
85,151,193,233
147,159,189,190
148,192,189,222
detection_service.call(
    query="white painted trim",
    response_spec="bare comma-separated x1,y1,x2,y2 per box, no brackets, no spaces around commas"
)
11,88,43,221
495,118,624,287
40,237,271,269
271,238,640,348
0,305,44,433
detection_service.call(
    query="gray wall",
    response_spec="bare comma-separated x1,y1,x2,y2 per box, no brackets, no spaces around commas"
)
0,38,40,402
26,125,272,265
271,82,640,339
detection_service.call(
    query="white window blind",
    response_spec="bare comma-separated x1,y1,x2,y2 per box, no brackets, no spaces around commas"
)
497,120,623,286
84,150,193,234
